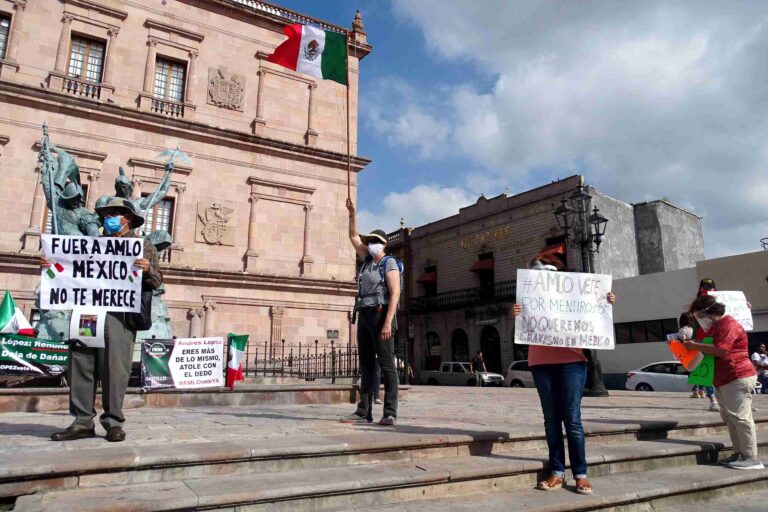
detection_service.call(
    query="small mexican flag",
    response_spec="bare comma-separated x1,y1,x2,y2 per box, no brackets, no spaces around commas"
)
267,24,348,85
0,291,35,336
226,334,249,389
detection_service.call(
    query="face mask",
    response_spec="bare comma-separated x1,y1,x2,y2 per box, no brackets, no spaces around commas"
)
367,243,385,257
694,312,713,331
103,216,124,234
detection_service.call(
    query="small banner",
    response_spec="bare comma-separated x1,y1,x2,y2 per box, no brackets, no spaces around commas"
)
0,334,69,376
514,269,615,350
687,337,715,386
709,291,753,331
40,235,143,312
141,337,225,391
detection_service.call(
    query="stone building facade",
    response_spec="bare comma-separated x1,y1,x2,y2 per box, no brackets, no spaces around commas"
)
0,0,371,347
387,175,705,379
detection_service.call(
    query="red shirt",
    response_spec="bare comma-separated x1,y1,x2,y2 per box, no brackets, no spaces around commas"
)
706,316,756,387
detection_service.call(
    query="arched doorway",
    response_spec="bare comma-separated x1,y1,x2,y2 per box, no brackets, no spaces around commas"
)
480,326,502,373
451,329,469,362
424,331,441,370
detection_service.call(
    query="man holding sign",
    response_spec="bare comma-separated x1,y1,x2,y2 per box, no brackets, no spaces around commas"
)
511,257,616,495
43,198,162,443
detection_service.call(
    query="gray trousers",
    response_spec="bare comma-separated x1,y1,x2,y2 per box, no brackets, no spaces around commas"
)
355,308,398,419
69,313,135,430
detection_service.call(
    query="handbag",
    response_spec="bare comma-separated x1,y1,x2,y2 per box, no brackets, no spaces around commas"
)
127,286,153,331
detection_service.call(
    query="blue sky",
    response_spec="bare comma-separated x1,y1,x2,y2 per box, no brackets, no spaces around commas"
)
276,1,768,258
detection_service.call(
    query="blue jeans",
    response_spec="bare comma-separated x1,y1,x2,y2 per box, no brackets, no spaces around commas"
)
692,385,715,398
758,373,768,394
532,362,588,479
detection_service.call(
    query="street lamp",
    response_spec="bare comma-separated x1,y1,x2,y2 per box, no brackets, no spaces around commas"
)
554,184,610,397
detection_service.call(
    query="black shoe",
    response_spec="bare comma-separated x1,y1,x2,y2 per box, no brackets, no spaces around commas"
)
105,426,126,442
51,426,96,441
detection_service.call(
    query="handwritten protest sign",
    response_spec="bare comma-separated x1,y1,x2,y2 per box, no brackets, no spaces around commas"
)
666,334,704,372
687,337,715,386
41,235,143,313
709,291,753,331
514,269,614,350
0,334,68,376
141,337,224,390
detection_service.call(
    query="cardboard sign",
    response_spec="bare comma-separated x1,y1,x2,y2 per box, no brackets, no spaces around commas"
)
709,291,753,331
41,235,143,313
514,269,615,350
0,334,68,376
141,337,225,390
687,337,715,386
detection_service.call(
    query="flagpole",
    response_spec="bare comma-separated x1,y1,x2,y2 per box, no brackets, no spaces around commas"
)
345,30,352,201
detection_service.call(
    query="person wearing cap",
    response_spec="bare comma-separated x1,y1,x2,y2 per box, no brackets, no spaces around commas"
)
341,198,400,426
46,198,162,442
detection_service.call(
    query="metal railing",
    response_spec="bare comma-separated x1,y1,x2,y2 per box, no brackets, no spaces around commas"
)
63,77,100,99
762,238,768,250
151,98,185,118
241,340,358,383
231,0,347,34
158,248,172,264
410,279,516,313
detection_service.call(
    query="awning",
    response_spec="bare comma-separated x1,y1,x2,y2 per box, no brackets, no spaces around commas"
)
538,243,566,257
416,272,437,283
469,259,494,272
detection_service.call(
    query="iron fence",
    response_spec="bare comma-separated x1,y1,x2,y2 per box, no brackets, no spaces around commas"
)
241,340,358,383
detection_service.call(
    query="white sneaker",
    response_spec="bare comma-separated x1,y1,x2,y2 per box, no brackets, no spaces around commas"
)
709,402,720,412
727,455,765,470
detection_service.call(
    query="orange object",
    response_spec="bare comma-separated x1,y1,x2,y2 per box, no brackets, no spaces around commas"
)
669,341,704,372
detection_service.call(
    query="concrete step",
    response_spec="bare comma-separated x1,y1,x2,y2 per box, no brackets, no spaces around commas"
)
11,433,768,512
3,415,764,499
351,464,768,512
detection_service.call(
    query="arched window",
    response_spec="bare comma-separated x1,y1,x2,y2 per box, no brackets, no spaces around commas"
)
451,329,469,362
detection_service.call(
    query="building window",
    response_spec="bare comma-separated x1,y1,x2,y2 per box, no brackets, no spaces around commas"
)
422,264,437,297
44,183,89,233
143,195,174,234
68,36,105,83
154,58,186,102
614,318,679,344
0,15,10,60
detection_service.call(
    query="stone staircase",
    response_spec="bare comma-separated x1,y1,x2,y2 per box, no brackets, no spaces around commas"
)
5,415,768,511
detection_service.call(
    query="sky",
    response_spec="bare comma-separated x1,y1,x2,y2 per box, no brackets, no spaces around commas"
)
276,0,768,258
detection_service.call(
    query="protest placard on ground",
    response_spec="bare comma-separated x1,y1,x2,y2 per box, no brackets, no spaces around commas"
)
40,234,143,313
709,291,753,331
141,337,225,390
0,334,68,376
514,269,615,350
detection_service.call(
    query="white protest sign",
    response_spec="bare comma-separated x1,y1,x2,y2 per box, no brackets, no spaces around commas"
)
709,291,753,331
514,269,615,350
168,337,225,389
41,235,143,313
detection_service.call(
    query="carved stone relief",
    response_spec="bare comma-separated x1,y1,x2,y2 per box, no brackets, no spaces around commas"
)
195,201,237,246
207,67,245,111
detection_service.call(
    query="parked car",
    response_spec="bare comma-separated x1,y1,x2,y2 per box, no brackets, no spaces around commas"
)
625,361,691,392
422,362,504,387
504,360,535,388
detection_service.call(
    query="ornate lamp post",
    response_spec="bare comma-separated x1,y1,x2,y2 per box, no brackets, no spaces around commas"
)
554,184,610,397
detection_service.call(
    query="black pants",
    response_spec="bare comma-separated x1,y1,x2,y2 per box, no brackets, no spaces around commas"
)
356,308,398,419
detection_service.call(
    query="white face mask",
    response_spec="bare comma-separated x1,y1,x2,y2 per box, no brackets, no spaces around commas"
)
694,312,714,331
367,243,385,257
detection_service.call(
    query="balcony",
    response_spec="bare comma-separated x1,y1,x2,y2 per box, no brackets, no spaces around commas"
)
151,98,185,118
62,77,101,99
410,279,516,313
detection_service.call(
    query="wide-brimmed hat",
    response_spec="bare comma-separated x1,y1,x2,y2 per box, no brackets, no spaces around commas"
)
360,229,387,245
95,198,145,229
58,181,83,201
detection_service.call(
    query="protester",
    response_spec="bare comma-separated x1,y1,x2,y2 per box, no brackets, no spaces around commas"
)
679,312,719,411
341,198,400,426
682,295,762,470
471,350,487,387
751,344,768,394
688,279,719,403
46,198,162,442
511,257,616,494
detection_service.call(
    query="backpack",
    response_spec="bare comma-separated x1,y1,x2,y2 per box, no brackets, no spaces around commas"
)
357,254,404,306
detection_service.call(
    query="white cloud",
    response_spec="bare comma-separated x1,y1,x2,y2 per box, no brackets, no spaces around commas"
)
384,0,768,257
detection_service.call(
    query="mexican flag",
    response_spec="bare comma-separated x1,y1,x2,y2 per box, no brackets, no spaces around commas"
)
226,334,249,389
0,291,35,336
267,24,348,85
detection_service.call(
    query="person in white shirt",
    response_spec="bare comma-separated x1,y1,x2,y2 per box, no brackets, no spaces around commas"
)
751,344,768,394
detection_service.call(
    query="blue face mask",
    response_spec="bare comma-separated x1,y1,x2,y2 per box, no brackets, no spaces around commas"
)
103,216,123,234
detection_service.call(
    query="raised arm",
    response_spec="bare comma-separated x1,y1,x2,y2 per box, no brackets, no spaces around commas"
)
346,198,367,260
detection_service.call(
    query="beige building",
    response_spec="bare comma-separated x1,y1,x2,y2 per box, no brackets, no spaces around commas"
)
0,0,371,345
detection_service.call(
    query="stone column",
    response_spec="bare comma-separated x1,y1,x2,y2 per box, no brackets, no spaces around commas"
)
47,14,73,89
269,306,284,343
245,193,259,272
100,28,119,101
203,301,217,337
0,0,26,79
170,184,185,263
85,172,100,210
21,167,44,253
252,68,267,135
185,51,197,103
139,39,158,110
300,203,314,276
188,308,204,337
305,82,318,146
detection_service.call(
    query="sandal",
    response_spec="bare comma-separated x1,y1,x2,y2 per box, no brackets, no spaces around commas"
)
575,478,593,495
536,475,564,491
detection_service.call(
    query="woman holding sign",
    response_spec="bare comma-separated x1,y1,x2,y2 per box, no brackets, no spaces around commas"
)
511,257,616,495
682,295,762,470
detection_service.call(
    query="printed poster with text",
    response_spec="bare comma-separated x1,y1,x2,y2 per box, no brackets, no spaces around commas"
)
141,337,225,391
514,269,615,350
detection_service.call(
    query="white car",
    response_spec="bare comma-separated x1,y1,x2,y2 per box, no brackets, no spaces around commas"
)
504,360,535,388
625,361,691,392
